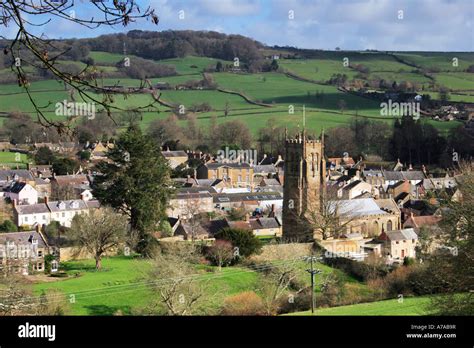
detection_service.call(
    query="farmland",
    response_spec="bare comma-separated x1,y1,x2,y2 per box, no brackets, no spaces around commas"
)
0,50,472,136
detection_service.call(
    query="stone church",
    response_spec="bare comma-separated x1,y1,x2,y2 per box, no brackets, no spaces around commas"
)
282,130,326,241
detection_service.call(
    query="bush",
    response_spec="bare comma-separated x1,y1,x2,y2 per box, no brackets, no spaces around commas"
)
403,257,415,266
278,288,312,314
323,256,389,282
214,228,262,259
221,291,264,315
0,220,18,232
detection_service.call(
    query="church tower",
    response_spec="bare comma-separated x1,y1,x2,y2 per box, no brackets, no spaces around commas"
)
282,129,326,241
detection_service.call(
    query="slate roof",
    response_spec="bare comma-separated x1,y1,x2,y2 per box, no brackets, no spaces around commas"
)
249,217,281,230
0,231,48,248
384,228,418,241
4,182,27,194
343,180,366,191
213,192,282,204
15,203,50,215
374,198,400,214
162,150,188,158
205,162,251,169
47,200,89,212
259,178,281,186
253,165,277,174
15,200,99,215
329,198,388,217
0,170,34,182
52,175,89,186
384,171,425,181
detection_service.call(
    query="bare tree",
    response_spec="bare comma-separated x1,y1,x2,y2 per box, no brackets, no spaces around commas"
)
0,1,159,133
206,240,234,271
259,260,300,315
146,251,209,316
182,193,204,241
296,185,355,240
69,207,128,270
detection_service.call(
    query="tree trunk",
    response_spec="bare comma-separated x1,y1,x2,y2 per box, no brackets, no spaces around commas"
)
95,255,102,270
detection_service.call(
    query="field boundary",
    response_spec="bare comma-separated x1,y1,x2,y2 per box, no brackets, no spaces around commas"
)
217,88,274,107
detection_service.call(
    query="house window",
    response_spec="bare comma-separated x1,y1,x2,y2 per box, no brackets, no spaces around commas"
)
37,263,43,271
62,212,65,217
38,250,43,257
238,175,242,182
387,220,393,231
412,239,415,243
43,215,46,220
396,241,399,244
25,216,28,222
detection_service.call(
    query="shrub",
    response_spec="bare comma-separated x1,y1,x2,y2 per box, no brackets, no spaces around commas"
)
323,256,389,282
215,228,262,259
278,288,312,314
403,257,415,266
221,291,264,316
0,220,18,232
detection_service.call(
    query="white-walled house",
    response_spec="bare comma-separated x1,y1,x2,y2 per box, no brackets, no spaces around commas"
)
47,199,91,227
14,197,100,228
14,202,51,227
3,182,38,205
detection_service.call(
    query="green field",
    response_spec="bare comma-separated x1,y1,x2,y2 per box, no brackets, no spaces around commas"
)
0,50,470,136
34,256,259,315
286,296,433,316
0,152,30,169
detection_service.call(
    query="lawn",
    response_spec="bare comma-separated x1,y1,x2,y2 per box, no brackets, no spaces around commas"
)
0,152,30,169
285,296,433,316
34,256,259,315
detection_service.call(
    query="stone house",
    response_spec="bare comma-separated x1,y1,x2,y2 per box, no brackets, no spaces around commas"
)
0,230,50,274
378,228,418,261
197,162,254,187
162,150,188,169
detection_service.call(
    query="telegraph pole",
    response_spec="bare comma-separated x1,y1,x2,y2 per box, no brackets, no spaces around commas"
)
305,255,322,315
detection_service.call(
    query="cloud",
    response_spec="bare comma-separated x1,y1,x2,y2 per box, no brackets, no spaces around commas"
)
3,0,472,51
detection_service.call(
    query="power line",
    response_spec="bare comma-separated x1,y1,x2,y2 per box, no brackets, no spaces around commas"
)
2,256,311,308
